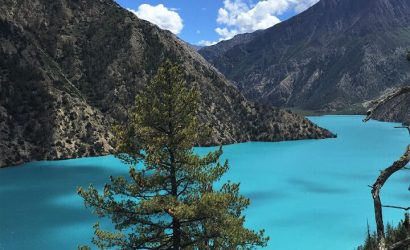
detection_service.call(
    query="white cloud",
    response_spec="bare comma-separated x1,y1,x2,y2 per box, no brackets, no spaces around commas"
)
215,27,239,39
294,0,319,13
128,4,183,34
197,40,218,46
215,0,318,40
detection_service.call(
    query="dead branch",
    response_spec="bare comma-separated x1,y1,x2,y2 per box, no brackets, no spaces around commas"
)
388,237,410,250
382,205,410,211
370,145,410,247
363,86,410,122
363,87,410,249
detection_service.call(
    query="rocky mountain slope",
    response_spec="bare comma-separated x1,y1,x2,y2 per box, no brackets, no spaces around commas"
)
199,0,410,112
0,0,334,167
366,86,410,125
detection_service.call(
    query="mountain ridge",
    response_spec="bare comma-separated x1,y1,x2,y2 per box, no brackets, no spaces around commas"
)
0,0,334,167
199,0,410,111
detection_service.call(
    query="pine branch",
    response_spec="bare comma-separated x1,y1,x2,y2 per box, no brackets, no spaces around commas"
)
180,215,211,224
83,196,164,217
131,233,172,249
177,182,190,196
180,232,220,249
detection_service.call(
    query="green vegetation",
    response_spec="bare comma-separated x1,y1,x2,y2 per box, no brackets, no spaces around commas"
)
358,214,409,250
78,61,268,249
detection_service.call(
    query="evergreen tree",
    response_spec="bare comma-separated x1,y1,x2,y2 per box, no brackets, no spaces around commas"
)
358,214,409,250
78,60,268,249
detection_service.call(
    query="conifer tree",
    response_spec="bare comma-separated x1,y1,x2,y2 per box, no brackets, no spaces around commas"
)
78,60,268,249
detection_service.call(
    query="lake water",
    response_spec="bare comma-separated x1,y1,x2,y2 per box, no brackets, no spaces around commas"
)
0,115,409,250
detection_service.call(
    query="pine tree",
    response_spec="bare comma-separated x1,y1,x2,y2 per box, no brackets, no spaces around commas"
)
78,60,269,249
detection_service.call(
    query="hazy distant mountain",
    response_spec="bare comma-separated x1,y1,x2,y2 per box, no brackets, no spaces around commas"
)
187,43,203,51
199,0,410,112
0,0,334,167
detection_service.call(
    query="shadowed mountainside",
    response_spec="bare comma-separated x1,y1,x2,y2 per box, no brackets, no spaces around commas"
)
0,0,334,167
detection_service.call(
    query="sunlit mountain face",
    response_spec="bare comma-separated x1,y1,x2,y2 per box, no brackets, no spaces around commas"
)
199,0,410,112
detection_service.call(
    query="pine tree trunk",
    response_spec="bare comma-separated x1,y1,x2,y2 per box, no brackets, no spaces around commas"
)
170,151,181,249
172,218,181,250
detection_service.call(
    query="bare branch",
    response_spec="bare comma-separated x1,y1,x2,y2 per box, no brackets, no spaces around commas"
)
371,145,410,243
382,205,410,211
362,76,410,250
363,86,410,123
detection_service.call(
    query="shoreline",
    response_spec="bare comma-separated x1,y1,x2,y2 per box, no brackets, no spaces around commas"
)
3,115,408,169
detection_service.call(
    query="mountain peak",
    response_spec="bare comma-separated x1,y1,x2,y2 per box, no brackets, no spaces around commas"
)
199,0,410,111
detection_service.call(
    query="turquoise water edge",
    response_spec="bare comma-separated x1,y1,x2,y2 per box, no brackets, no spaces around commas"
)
0,115,409,250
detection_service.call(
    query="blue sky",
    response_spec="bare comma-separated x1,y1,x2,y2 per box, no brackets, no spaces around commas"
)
115,0,319,46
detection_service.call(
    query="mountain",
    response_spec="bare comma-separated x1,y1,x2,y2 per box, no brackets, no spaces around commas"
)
199,0,410,112
366,86,410,125
0,0,334,167
187,43,203,51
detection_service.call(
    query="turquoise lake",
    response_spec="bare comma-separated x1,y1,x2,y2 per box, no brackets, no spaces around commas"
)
0,115,409,250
